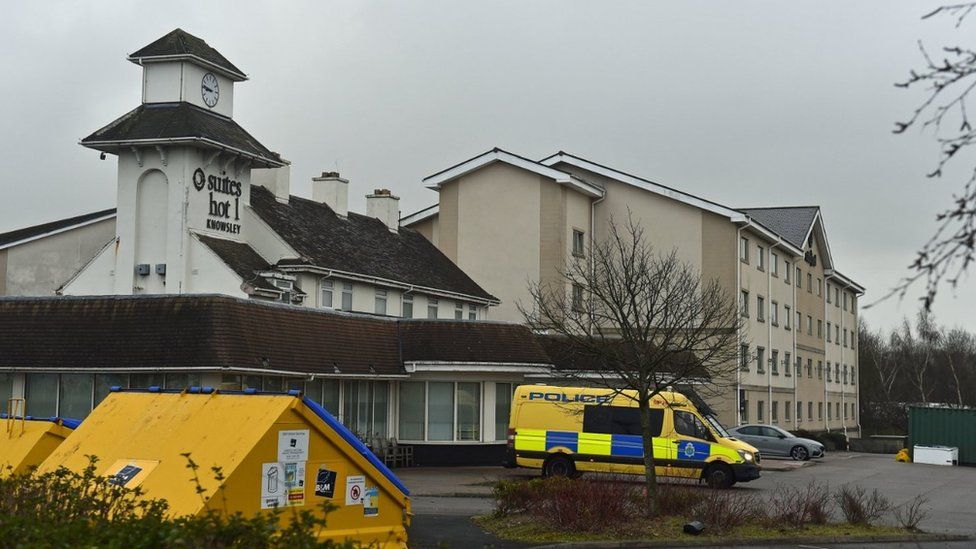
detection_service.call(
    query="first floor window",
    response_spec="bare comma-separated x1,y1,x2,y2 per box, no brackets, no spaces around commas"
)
495,383,513,441
771,350,779,374
771,401,778,422
375,289,388,315
807,358,813,378
740,344,750,371
808,401,814,420
785,306,791,329
572,284,584,312
851,366,856,385
797,401,803,421
740,290,749,317
455,302,463,320
341,282,353,311
818,402,823,420
771,302,779,325
784,352,792,376
305,379,340,416
757,400,765,422
757,296,765,322
402,294,414,318
343,380,389,439
427,298,439,319
785,401,792,420
572,229,586,256
320,279,334,308
468,305,478,321
756,347,765,373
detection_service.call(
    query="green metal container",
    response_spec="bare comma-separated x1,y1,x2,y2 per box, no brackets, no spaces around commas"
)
908,406,976,465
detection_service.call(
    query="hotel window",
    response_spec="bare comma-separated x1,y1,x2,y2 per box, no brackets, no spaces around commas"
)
25,373,59,418
572,229,586,257
495,383,514,441
468,305,478,321
320,279,334,308
835,362,840,381
807,272,813,292
397,382,426,440
305,379,340,416
740,237,749,263
219,374,242,391
808,402,814,421
342,380,389,438
740,290,749,317
851,366,856,385
844,403,849,420
807,315,813,335
806,358,813,378
843,364,848,384
771,252,779,276
771,301,779,325
785,401,792,421
826,362,832,381
851,295,857,312
402,294,414,318
796,355,802,376
757,245,765,271
834,287,840,307
59,374,94,420
827,322,832,342
456,382,481,441
273,279,294,303
163,373,202,390
796,401,802,421
757,296,765,322
785,261,791,283
740,344,750,371
427,298,439,319
95,373,127,406
375,289,388,315
826,284,832,303
756,347,765,373
836,402,841,420
795,267,801,287
843,329,848,347
0,373,13,402
398,381,483,442
818,402,823,420
757,400,764,422
341,282,353,311
455,302,463,320
771,401,779,422
843,292,849,311
796,311,801,331
771,350,779,375
835,325,840,344
572,284,585,312
817,319,823,339
817,360,823,380
784,305,791,329
827,403,832,420
784,352,792,376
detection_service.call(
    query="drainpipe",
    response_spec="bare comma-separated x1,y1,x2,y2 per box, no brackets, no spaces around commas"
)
766,242,778,426
588,190,606,334
735,220,752,425
792,258,798,431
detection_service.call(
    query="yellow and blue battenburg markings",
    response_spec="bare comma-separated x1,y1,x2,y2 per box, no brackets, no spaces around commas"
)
676,440,711,462
517,428,716,462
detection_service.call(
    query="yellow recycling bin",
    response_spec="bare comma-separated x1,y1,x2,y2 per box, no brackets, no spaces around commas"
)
38,387,411,548
1,406,80,477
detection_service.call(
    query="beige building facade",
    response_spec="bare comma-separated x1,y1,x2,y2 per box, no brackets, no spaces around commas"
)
404,149,864,435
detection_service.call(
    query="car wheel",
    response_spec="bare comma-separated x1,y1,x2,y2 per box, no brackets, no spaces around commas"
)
703,463,734,489
542,454,576,478
791,445,810,461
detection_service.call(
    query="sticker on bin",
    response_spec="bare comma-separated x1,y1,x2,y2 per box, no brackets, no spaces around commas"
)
284,461,306,507
261,462,285,509
363,486,379,517
346,474,365,505
315,467,337,498
278,430,309,462
109,464,142,486
104,459,159,489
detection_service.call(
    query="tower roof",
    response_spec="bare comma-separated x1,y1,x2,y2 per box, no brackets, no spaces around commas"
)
128,28,246,81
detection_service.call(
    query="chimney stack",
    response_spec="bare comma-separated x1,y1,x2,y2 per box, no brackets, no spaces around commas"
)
251,165,291,203
366,189,400,232
312,172,349,217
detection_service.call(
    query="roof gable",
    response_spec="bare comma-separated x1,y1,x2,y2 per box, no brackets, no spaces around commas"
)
0,208,115,250
128,29,246,80
249,186,496,302
737,206,820,250
424,148,604,198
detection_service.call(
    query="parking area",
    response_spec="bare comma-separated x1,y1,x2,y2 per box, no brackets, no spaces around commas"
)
402,453,976,547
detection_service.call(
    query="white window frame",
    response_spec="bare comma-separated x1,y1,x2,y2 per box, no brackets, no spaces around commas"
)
320,279,334,309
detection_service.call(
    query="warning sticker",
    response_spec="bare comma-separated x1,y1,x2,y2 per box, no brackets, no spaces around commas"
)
346,474,365,506
278,430,310,462
108,464,142,487
363,486,379,517
315,467,337,498
261,462,286,509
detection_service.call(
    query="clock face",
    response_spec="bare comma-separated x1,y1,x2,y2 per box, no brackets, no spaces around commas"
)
201,73,219,108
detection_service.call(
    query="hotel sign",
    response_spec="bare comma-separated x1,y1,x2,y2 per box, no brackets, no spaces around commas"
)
193,168,242,235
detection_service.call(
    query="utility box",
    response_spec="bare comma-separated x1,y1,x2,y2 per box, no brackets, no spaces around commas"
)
913,445,958,466
38,388,411,548
1,413,79,477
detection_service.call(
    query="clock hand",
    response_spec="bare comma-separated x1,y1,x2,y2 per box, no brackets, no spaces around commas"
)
203,86,214,93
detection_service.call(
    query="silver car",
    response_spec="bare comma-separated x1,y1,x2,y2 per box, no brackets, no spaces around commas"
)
729,424,825,461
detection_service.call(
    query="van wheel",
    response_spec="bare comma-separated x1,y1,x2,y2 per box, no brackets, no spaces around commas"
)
542,455,576,478
703,463,734,489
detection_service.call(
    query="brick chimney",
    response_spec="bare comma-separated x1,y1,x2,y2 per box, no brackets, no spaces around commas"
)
366,189,400,232
312,172,349,217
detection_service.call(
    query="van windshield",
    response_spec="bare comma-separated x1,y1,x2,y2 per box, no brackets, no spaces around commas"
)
704,414,731,439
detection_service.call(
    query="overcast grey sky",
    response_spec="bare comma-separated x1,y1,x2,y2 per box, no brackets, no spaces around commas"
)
1,1,973,331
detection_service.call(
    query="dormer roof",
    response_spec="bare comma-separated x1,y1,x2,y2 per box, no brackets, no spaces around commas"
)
128,28,247,81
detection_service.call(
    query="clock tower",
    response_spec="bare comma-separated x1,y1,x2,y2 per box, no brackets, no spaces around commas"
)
79,29,286,295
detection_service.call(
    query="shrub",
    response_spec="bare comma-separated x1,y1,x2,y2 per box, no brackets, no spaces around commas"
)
656,483,706,517
691,489,763,534
0,456,356,547
894,494,930,531
765,481,833,528
835,485,891,525
537,477,641,533
492,478,543,516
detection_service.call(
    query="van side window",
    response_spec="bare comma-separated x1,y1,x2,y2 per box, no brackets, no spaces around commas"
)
674,410,714,441
583,405,662,437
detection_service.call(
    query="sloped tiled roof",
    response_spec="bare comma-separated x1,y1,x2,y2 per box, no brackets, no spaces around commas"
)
0,295,546,375
249,186,496,302
0,208,115,249
81,102,284,167
129,28,246,80
195,234,278,292
737,206,820,249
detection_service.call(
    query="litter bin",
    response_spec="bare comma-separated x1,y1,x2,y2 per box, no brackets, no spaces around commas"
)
1,410,80,477
37,387,411,548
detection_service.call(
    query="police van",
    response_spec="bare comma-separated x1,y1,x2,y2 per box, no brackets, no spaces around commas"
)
503,385,761,488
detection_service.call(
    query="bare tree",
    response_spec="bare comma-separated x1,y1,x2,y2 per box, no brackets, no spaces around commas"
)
942,326,975,406
890,3,976,309
520,215,742,516
891,312,939,404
